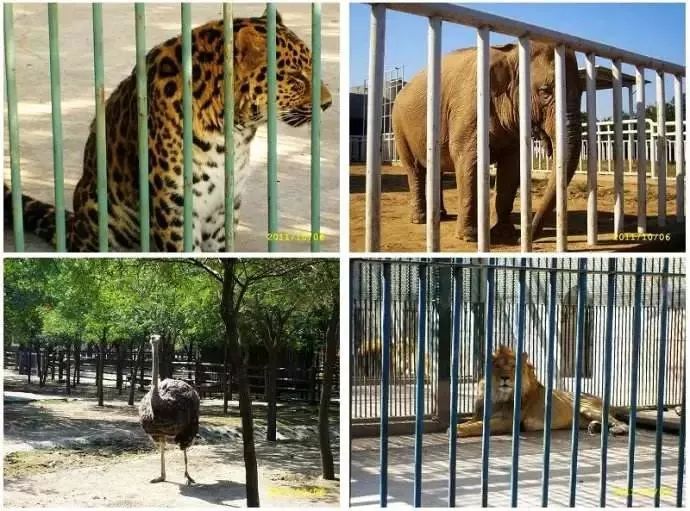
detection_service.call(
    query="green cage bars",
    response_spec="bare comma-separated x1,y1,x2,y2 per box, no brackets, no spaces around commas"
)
3,2,325,252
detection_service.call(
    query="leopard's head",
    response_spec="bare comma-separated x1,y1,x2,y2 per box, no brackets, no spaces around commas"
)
234,10,332,128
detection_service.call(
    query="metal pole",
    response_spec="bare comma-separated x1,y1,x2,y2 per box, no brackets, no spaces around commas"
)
540,258,557,507
135,3,150,251
181,3,193,251
413,263,427,507
480,259,495,506
310,3,322,252
92,3,108,251
636,66,647,233
510,258,527,506
568,258,587,506
380,263,391,507
519,37,532,252
266,3,279,251
364,5,386,251
628,87,634,174
4,4,25,251
48,4,66,251
599,258,616,506
653,259,669,507
626,258,643,506
677,372,686,507
554,45,567,252
674,75,684,222
223,3,235,251
426,16,442,252
585,53,597,246
612,59,624,236
448,260,462,507
656,70,667,227
476,27,490,252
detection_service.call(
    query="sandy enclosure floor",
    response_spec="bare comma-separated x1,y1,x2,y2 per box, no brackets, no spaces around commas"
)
4,373,340,507
351,430,682,507
350,164,684,252
3,3,340,252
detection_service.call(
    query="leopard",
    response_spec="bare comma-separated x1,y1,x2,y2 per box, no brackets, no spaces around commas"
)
4,9,332,251
457,345,629,437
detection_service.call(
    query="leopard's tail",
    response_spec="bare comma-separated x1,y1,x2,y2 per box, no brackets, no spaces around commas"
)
4,183,73,248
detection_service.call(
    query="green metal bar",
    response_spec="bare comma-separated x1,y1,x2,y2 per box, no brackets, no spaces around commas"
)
4,4,24,250
223,3,234,251
48,4,66,251
310,3,321,252
181,3,193,251
92,3,108,251
135,3,149,251
266,3,278,252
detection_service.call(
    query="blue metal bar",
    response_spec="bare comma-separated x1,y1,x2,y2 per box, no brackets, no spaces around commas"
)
380,262,392,507
677,371,686,508
510,258,527,506
480,259,495,507
626,258,643,507
599,258,617,506
413,262,427,508
568,258,587,507
448,259,462,507
654,258,670,507
541,257,558,507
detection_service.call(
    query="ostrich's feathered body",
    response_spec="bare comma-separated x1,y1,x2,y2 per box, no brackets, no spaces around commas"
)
139,378,200,450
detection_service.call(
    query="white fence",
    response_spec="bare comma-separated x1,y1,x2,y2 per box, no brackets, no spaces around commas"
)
362,3,686,252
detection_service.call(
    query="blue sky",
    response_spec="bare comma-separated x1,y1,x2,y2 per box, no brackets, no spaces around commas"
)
350,3,685,118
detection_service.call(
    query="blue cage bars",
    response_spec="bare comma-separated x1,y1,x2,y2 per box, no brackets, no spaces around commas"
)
4,2,325,252
351,258,686,507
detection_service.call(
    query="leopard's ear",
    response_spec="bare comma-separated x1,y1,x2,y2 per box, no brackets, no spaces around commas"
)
235,25,263,72
261,7,283,25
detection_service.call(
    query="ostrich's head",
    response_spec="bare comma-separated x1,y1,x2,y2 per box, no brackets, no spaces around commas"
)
149,334,161,347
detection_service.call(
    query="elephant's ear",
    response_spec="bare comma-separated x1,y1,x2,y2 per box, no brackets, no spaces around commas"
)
489,45,518,99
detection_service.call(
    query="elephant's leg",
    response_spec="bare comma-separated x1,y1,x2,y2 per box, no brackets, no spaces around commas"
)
450,140,478,241
492,151,520,244
397,134,427,224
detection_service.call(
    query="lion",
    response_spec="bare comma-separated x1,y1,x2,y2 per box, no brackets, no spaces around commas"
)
457,345,629,437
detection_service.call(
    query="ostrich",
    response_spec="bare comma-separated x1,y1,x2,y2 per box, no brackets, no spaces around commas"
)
139,334,200,485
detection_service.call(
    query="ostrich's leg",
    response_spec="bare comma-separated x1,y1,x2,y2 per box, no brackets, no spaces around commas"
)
150,439,166,483
183,449,196,485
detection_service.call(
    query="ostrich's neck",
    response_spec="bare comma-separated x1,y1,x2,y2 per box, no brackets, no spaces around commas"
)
151,344,160,394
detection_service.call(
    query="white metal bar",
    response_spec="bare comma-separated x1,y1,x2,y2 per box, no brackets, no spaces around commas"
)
384,3,684,75
586,53,597,246
674,74,684,222
636,66,647,233
426,16,442,252
656,70,667,227
628,87,634,174
612,59,624,236
476,27,490,252
555,45,567,252
364,4,386,251
519,36,532,252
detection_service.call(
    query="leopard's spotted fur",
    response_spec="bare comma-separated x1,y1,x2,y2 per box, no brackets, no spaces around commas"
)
4,10,332,251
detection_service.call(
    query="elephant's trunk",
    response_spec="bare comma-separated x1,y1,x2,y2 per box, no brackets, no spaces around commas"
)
532,103,582,240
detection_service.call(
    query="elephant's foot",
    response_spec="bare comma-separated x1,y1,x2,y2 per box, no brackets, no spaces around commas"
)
410,208,426,224
456,224,477,242
490,222,519,245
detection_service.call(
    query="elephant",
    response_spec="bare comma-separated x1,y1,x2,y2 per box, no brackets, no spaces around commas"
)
392,42,583,244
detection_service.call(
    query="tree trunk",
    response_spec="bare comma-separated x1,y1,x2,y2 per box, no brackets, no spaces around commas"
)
266,348,278,442
223,338,230,415
36,347,43,387
97,335,105,407
319,296,339,480
128,338,145,406
58,350,64,382
74,339,81,386
65,342,71,396
27,347,31,384
115,343,124,393
221,259,260,507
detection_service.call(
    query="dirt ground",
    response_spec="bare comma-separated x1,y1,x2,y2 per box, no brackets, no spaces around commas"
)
350,164,684,252
4,372,340,507
4,3,340,252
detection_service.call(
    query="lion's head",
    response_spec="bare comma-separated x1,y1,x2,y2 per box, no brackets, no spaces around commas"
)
483,345,539,404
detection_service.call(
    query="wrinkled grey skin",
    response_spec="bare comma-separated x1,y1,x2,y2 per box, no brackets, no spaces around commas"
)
392,42,582,243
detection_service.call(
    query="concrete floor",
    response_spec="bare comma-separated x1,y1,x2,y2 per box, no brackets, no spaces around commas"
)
4,3,340,252
351,429,683,508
